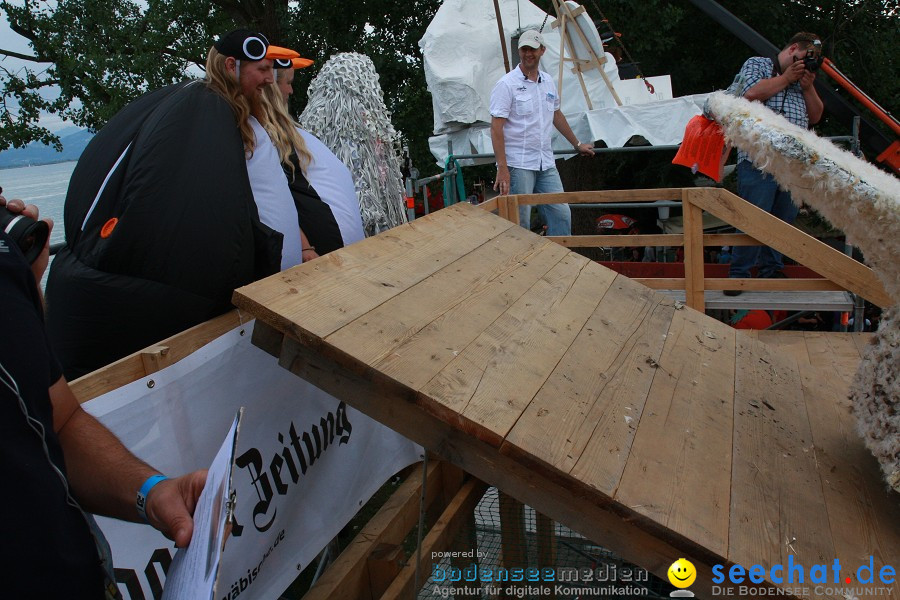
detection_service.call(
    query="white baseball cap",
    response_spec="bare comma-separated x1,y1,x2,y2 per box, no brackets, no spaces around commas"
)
518,30,544,49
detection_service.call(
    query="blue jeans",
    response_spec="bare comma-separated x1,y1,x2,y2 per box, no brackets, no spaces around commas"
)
729,161,799,278
509,166,572,236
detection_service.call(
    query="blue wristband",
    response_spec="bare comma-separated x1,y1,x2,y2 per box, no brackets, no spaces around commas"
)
136,474,168,523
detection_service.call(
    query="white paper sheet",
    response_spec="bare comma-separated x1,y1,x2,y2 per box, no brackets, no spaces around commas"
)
161,410,242,600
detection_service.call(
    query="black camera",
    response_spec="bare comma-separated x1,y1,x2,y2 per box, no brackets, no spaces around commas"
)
1,206,50,264
803,49,823,72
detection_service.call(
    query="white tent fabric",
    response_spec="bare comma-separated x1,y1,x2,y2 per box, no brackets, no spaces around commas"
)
419,0,709,165
428,95,709,166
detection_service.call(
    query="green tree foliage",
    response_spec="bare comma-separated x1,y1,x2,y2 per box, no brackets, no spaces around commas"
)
0,0,440,169
589,0,898,136
0,0,895,171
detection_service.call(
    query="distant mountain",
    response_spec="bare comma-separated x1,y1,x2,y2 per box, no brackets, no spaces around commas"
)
0,128,94,169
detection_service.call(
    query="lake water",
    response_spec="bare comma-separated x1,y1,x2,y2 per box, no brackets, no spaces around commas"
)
1,161,77,287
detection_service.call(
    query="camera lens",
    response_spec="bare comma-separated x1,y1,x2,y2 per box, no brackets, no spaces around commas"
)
1,208,50,264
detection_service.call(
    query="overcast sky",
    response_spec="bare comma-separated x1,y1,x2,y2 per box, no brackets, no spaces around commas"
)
1,5,79,133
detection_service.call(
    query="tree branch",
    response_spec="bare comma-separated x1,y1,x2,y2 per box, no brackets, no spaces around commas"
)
0,47,44,62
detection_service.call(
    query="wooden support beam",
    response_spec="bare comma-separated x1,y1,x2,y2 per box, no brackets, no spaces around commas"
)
507,189,684,205
634,278,687,290
508,195,520,226
681,191,706,311
549,234,685,248
704,278,845,291
536,514,557,599
686,188,892,307
366,543,404,599
380,478,489,600
498,195,510,222
303,461,445,600
499,491,528,600
477,197,499,214
703,233,759,247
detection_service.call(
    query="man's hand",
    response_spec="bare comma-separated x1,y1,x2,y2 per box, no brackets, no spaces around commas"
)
782,60,806,84
576,142,594,157
0,193,53,284
494,165,510,196
144,470,208,548
799,69,816,90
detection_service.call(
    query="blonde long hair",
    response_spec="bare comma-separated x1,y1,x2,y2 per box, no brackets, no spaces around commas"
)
204,47,257,156
259,83,312,176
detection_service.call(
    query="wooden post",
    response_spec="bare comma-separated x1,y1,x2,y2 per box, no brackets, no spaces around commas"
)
498,195,509,222
508,195,520,226
536,513,557,598
499,492,528,600
492,0,510,73
550,0,621,107
682,189,706,311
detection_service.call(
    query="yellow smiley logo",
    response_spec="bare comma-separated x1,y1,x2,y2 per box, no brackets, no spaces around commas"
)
668,558,697,588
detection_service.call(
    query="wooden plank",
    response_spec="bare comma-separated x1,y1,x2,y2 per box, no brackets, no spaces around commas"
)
271,331,771,598
798,363,900,598
70,309,244,403
752,331,811,366
498,195,509,222
548,233,684,248
546,233,761,249
421,255,615,447
477,197,499,213
504,277,668,486
634,278,686,289
366,543,403,599
507,188,684,204
325,226,556,366
703,233,758,246
730,334,838,598
380,478,489,600
682,191,706,311
366,237,571,392
535,513,557,584
802,331,866,382
567,297,677,494
232,202,517,340
686,188,892,307
616,308,736,559
704,278,844,291
508,194,520,226
499,492,528,600
304,461,443,600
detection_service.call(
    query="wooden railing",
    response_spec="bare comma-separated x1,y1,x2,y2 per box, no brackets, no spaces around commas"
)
478,188,891,311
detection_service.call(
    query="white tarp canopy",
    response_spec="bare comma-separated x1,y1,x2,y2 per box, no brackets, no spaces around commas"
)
419,0,709,165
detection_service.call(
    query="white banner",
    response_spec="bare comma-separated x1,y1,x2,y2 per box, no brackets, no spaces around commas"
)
84,323,423,600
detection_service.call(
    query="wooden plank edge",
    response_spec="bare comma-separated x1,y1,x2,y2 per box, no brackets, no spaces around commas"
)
508,189,685,205
380,478,490,600
475,197,499,213
303,460,445,600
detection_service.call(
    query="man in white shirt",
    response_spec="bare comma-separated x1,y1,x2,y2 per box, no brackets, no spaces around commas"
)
490,30,594,235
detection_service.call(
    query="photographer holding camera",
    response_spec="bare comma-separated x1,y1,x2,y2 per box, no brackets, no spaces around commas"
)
724,32,824,295
1,191,207,599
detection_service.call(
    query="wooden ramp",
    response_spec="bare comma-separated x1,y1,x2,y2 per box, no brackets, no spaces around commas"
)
233,203,898,599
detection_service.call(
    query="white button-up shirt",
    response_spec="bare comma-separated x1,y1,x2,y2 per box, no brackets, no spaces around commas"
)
490,65,560,171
